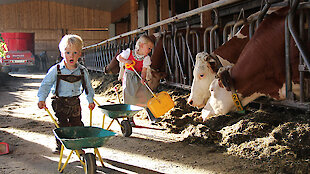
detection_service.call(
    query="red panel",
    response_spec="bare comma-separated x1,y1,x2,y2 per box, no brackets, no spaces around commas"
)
1,32,34,52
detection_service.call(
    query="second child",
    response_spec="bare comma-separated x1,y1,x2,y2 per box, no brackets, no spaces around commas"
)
117,35,160,123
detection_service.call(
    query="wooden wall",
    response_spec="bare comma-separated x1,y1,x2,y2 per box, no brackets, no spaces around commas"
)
0,0,111,66
111,1,130,23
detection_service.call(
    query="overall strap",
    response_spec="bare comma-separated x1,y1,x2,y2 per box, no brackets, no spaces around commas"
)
80,68,88,95
55,64,61,97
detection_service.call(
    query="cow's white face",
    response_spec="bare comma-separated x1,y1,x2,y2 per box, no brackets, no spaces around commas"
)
201,78,264,121
188,52,217,108
201,78,235,121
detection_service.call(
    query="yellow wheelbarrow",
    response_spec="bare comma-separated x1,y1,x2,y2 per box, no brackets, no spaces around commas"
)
45,107,116,174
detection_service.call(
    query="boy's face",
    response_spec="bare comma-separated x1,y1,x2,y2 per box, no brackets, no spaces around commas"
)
139,42,154,56
62,44,81,69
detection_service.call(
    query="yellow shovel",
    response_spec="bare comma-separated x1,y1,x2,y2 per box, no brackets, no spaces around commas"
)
125,63,174,118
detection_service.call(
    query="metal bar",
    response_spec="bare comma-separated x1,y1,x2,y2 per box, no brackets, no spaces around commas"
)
185,23,195,66
223,21,235,43
203,26,212,52
83,0,243,49
285,16,293,100
173,30,186,84
256,1,271,28
232,20,244,35
162,31,173,77
210,25,219,52
249,21,255,39
299,10,304,102
288,0,310,71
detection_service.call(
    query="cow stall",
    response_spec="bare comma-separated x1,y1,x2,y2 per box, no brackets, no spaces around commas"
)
83,0,310,112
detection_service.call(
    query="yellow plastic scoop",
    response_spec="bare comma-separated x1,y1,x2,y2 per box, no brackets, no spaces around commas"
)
126,63,174,118
147,91,174,118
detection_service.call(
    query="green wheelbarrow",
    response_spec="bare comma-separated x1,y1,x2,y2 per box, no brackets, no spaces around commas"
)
45,107,117,174
98,104,144,137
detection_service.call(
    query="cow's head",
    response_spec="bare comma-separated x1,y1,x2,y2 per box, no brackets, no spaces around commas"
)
201,78,234,121
188,52,221,108
201,75,264,122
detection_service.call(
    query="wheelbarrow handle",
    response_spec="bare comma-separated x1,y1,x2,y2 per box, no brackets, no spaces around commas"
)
44,106,94,127
44,107,60,128
125,63,157,98
93,98,100,106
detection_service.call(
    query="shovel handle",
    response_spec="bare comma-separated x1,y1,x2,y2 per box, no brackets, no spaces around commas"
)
114,87,122,104
125,63,157,98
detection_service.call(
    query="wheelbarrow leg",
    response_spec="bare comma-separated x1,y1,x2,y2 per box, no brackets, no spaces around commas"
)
58,145,64,171
59,148,74,173
106,119,115,130
101,114,106,129
94,148,105,167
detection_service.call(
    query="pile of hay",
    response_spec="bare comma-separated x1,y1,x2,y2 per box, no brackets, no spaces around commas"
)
91,72,310,173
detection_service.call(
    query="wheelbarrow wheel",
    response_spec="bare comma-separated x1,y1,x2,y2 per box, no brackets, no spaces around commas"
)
84,153,96,174
121,120,132,137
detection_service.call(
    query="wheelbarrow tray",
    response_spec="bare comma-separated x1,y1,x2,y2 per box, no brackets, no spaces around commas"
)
98,104,144,119
53,126,116,150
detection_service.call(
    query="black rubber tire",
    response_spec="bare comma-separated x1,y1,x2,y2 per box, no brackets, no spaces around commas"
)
121,120,132,137
84,153,96,174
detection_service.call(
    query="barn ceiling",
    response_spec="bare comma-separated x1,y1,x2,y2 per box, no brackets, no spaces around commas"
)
0,0,128,12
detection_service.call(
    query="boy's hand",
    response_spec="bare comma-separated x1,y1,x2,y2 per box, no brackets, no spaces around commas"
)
88,103,95,110
38,101,46,109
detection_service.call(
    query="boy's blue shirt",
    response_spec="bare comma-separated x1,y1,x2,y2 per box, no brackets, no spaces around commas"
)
37,59,95,103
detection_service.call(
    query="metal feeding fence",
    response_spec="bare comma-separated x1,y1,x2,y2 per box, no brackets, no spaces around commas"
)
83,0,310,111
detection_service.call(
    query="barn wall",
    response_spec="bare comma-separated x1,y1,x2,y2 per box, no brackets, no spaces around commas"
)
111,0,131,36
0,0,111,66
111,1,130,23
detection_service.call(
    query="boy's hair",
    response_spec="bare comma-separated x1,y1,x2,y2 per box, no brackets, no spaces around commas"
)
135,35,155,51
59,34,83,53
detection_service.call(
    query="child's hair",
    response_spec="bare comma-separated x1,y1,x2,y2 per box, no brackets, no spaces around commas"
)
59,34,83,53
135,35,155,51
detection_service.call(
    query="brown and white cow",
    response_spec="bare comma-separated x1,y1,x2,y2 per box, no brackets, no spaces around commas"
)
187,6,284,109
187,23,251,108
201,6,304,121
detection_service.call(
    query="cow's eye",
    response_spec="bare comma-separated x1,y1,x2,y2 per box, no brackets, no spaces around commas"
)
200,74,204,78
